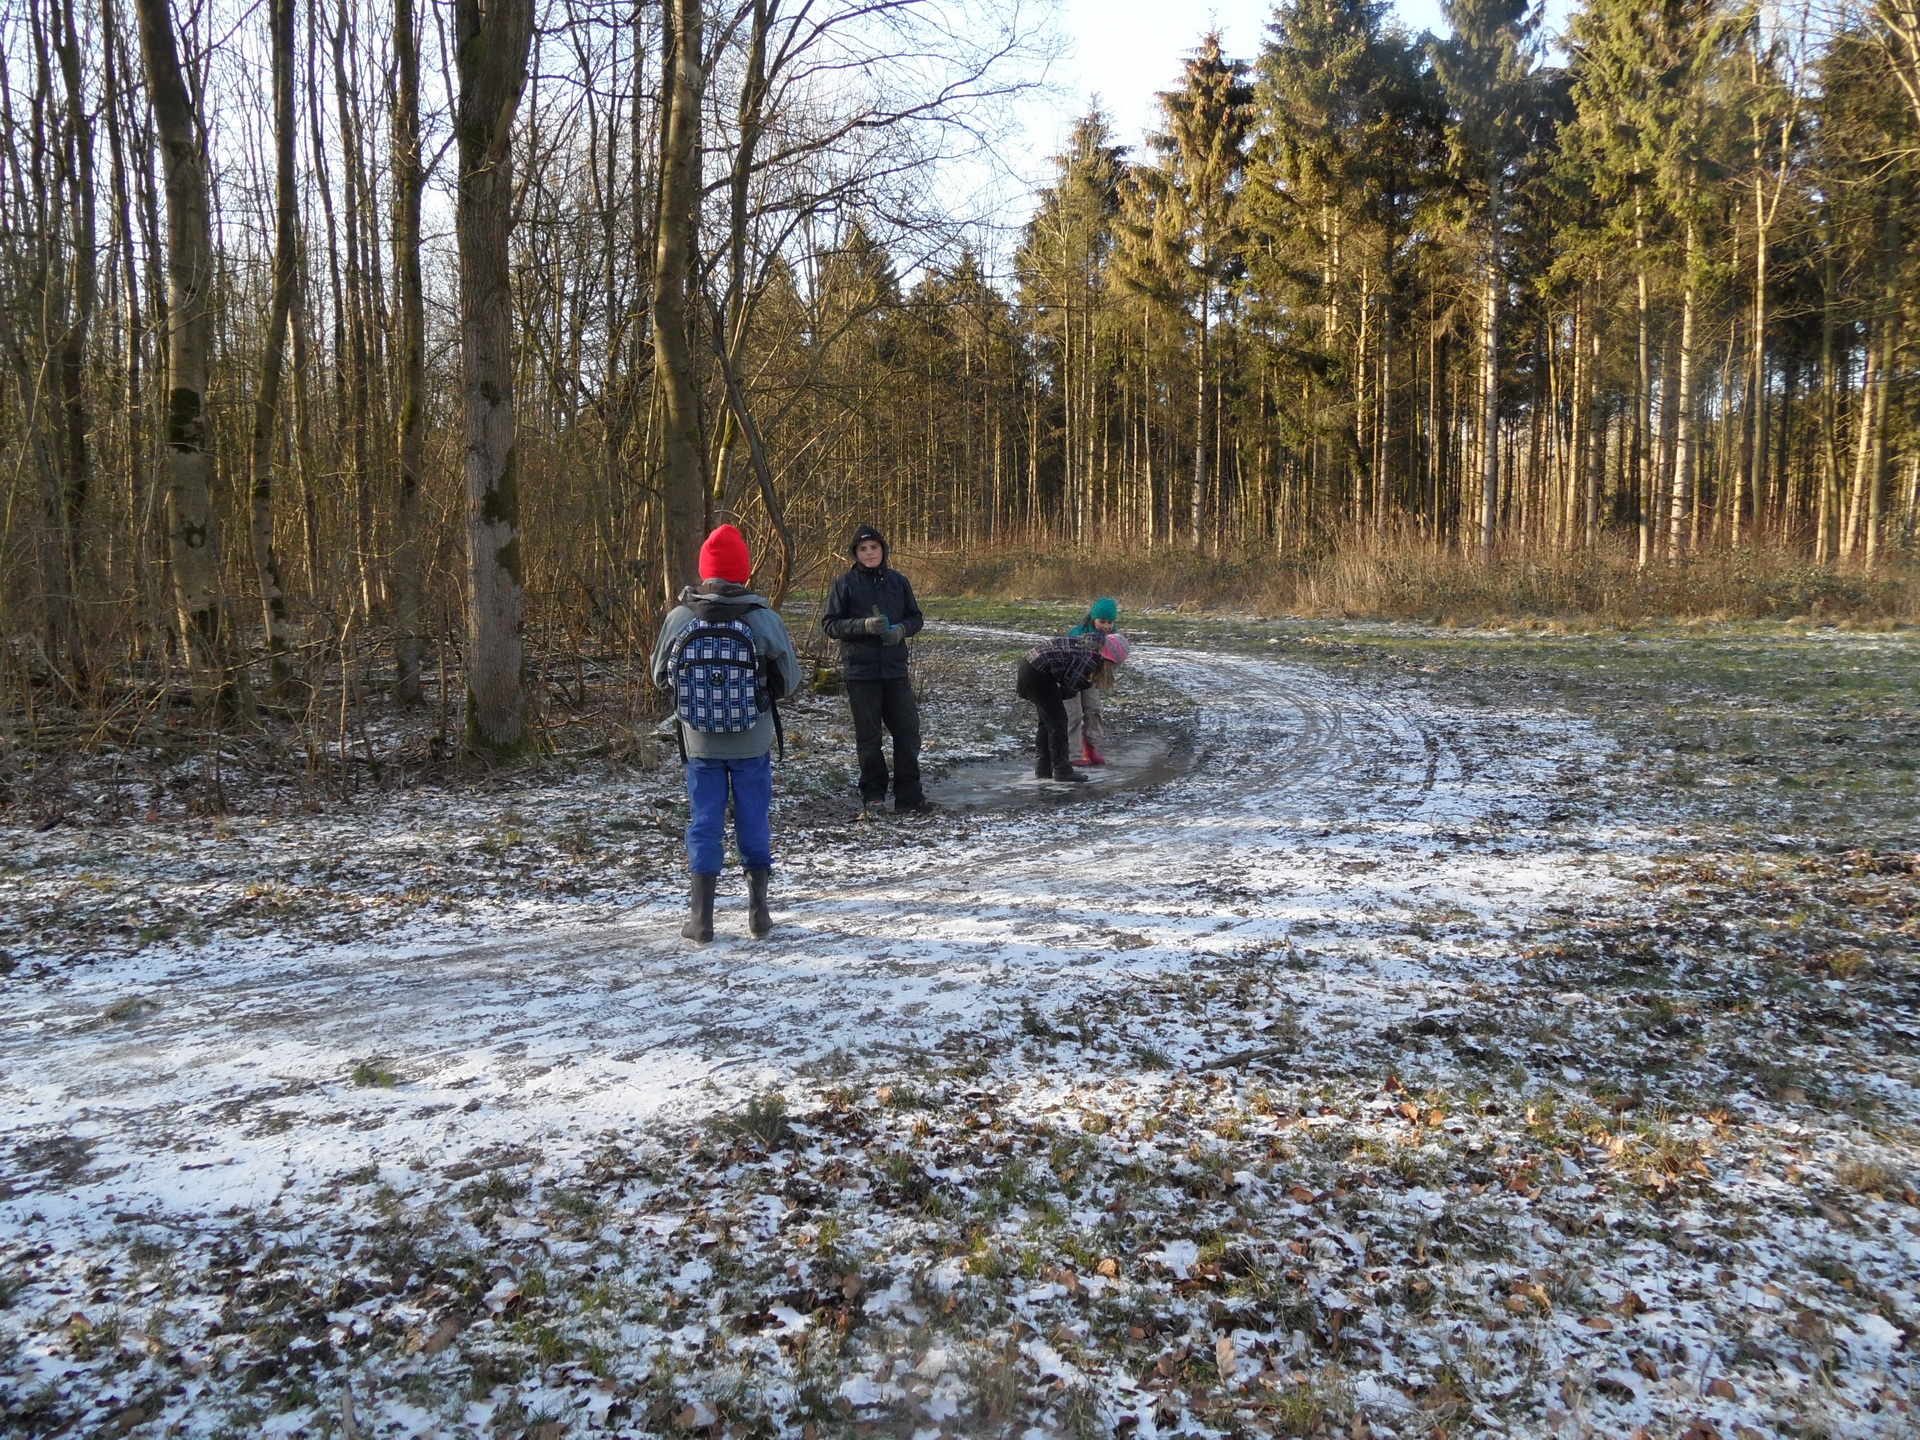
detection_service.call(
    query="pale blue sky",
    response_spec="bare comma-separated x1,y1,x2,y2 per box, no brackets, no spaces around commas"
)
962,0,1573,262
1037,0,1568,159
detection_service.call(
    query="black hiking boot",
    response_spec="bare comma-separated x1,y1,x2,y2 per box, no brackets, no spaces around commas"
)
746,868,772,938
1052,768,1091,783
1034,760,1052,779
681,872,716,942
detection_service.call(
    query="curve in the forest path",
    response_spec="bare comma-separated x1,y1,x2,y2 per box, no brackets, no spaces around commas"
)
0,645,1613,1221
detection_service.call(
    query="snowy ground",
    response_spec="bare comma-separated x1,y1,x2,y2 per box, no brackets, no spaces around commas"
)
2,616,1915,1439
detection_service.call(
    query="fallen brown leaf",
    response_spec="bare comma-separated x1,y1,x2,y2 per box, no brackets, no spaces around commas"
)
1214,1334,1236,1378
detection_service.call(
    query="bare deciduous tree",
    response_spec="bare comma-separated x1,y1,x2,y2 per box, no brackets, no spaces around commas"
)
455,0,536,751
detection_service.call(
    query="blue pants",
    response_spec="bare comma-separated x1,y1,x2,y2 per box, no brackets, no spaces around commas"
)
684,753,773,875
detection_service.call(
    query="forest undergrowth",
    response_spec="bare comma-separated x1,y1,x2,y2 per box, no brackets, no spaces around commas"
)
1,614,1916,1440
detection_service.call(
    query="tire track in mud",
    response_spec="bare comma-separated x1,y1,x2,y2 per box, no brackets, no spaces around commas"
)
0,646,1611,1215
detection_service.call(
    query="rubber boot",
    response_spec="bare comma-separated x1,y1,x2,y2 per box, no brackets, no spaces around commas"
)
681,872,716,942
746,868,773,939
1052,766,1091,783
1082,743,1107,766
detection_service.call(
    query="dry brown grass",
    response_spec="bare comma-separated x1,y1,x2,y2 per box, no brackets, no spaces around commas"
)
905,539,1920,626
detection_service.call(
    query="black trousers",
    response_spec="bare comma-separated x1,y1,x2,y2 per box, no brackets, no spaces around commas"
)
845,677,922,805
1015,660,1074,777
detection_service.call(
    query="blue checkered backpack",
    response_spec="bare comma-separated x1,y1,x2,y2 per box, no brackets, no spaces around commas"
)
670,619,765,732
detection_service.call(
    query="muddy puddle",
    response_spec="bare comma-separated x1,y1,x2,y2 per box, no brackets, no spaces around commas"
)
927,718,1196,812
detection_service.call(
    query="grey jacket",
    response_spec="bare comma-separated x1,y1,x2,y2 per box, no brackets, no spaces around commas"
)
650,583,802,760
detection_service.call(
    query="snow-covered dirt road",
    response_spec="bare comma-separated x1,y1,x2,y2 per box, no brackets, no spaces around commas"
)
7,628,1915,1440
3,645,1608,1223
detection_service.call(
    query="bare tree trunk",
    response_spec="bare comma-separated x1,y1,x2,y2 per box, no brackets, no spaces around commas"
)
1192,280,1209,552
1477,225,1499,562
1862,323,1890,565
1843,331,1879,562
1743,177,1767,550
1583,302,1603,550
455,0,535,751
653,0,706,599
1864,182,1900,567
1667,216,1699,562
291,296,321,592
390,0,426,702
1817,213,1840,562
51,0,97,686
1634,203,1652,567
333,0,375,616
135,0,225,693
101,0,149,637
249,0,298,689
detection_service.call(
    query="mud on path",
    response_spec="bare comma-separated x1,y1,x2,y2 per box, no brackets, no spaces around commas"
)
5,626,1916,1440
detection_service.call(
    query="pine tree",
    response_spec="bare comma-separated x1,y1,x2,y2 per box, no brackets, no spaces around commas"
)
1247,0,1439,536
1122,34,1254,550
1433,0,1542,558
1018,109,1126,540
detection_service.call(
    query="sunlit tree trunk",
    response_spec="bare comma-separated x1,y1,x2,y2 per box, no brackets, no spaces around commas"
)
1634,206,1653,567
1477,225,1499,561
1667,215,1698,561
1193,280,1209,552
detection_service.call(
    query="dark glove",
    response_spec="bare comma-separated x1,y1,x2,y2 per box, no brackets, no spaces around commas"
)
881,624,905,646
862,612,889,635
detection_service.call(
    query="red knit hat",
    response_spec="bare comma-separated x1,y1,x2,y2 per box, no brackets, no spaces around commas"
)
698,524,751,585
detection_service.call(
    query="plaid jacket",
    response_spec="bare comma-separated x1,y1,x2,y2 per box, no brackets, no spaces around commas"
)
1024,634,1104,695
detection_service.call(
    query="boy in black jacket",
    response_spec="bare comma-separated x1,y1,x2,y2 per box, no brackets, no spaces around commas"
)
821,524,928,813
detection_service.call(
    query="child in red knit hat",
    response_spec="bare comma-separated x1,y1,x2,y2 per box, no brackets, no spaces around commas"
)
650,525,801,942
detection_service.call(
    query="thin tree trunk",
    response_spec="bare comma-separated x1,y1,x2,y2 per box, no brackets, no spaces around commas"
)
1862,320,1891,565
101,0,148,641
1817,211,1841,562
50,0,96,685
1193,280,1209,552
1668,216,1699,562
1841,315,1880,562
1864,182,1900,567
1634,202,1652,567
455,0,536,751
1582,286,1602,549
390,0,426,701
249,0,298,690
1478,222,1499,561
1743,180,1767,550
333,0,375,616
